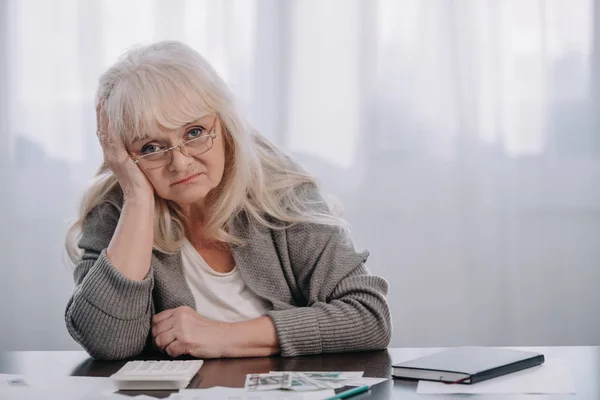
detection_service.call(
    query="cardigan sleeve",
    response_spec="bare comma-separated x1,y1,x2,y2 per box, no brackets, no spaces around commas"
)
64,200,154,360
267,185,392,357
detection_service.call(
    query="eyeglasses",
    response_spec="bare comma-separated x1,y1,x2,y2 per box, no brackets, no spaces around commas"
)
130,116,218,170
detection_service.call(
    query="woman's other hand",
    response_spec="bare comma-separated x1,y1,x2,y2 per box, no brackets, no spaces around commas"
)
152,306,229,359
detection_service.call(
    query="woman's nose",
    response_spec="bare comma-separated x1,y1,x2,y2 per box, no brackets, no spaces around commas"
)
167,145,193,171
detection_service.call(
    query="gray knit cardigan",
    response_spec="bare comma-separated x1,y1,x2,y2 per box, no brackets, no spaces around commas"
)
65,186,392,360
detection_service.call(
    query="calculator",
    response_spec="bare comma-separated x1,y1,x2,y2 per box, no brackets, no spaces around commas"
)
110,359,204,390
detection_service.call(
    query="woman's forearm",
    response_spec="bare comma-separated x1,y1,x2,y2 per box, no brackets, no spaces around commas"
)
106,196,155,281
222,316,280,357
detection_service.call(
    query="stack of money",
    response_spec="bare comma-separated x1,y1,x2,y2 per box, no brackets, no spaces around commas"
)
244,371,364,392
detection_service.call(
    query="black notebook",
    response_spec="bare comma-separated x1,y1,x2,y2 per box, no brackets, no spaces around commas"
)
392,347,545,384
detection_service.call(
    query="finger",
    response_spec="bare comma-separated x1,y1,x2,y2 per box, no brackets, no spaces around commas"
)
153,309,175,325
165,340,186,358
95,100,102,132
154,330,176,352
96,129,110,155
152,317,175,338
96,102,110,147
96,100,107,134
96,128,107,143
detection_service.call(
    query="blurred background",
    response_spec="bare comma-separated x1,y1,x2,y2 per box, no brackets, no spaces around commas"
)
1,0,599,351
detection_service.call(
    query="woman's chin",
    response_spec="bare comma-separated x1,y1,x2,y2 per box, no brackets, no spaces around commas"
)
168,186,212,207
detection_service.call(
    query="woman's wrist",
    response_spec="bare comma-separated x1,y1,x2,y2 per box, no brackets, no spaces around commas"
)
122,189,155,207
220,317,280,358
218,322,235,357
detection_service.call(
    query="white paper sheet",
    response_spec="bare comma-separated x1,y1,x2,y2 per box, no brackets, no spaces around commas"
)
270,371,364,380
176,387,336,399
0,375,120,400
0,373,28,388
341,377,387,387
416,359,575,394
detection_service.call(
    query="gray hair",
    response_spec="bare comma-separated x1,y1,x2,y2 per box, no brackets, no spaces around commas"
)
66,41,347,262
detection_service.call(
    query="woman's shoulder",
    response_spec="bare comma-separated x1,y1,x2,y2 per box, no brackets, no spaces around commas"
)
236,182,344,235
286,181,329,212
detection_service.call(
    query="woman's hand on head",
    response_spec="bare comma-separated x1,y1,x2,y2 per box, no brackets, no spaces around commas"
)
152,306,229,359
96,100,154,202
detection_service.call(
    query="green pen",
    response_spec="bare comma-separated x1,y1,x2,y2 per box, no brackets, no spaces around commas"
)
324,384,370,400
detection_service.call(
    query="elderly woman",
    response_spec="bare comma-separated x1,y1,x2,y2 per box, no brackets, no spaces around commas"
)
65,41,391,361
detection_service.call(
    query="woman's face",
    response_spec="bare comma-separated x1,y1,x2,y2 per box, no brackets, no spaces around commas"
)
127,114,226,210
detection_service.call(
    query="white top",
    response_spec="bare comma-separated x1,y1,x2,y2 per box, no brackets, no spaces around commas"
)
180,239,272,322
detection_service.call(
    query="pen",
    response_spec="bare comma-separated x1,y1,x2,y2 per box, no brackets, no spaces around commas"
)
324,384,370,400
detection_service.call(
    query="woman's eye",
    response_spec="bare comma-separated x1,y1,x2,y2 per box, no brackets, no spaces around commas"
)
187,127,205,139
141,144,161,154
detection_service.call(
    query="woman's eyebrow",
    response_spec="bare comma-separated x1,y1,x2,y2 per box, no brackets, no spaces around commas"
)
181,119,205,128
130,119,209,146
130,137,153,146
130,134,165,146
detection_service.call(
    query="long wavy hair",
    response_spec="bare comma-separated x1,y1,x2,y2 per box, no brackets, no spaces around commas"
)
66,41,347,263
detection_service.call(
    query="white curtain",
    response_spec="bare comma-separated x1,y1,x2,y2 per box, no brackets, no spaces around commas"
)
1,0,599,350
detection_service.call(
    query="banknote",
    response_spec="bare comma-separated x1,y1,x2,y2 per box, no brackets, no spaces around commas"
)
288,373,334,391
245,372,292,391
293,372,364,380
269,371,365,391
248,371,374,392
